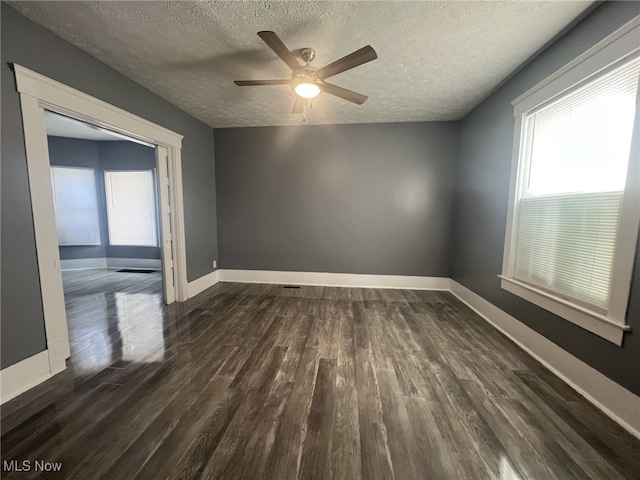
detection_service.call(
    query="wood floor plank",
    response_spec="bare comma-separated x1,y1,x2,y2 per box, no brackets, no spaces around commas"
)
461,378,558,479
352,302,372,351
404,396,459,479
131,376,236,480
35,334,239,479
496,397,592,480
315,301,341,359
330,385,361,480
376,368,420,480
197,347,289,480
166,384,243,480
507,396,619,480
214,379,294,480
413,351,494,480
77,347,239,479
228,315,284,389
367,308,397,370
274,314,314,385
514,370,631,479
264,347,319,480
1,366,122,457
299,358,338,480
329,315,362,480
354,348,395,480
4,361,171,477
391,351,431,398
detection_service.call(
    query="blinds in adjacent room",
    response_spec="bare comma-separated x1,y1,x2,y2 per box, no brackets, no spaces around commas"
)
50,166,101,246
105,170,158,247
512,57,639,312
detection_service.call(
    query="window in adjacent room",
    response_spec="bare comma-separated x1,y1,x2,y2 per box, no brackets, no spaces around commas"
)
501,23,640,345
50,166,101,246
104,170,158,247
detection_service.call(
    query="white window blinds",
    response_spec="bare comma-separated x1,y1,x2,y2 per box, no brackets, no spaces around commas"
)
105,170,158,247
50,166,101,246
513,57,639,312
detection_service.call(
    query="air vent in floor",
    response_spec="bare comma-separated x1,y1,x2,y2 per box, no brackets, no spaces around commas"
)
117,269,156,274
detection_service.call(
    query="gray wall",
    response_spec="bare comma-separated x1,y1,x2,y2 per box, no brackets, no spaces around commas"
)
48,137,161,261
451,1,640,396
215,122,458,276
1,4,217,370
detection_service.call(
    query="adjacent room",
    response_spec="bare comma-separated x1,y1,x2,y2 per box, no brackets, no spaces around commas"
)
1,1,639,479
46,112,167,376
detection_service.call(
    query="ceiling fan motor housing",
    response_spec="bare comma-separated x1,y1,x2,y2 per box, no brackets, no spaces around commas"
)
300,48,316,64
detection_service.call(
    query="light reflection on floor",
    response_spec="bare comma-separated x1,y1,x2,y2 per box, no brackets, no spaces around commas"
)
115,292,165,363
500,455,524,480
61,269,165,376
66,292,111,374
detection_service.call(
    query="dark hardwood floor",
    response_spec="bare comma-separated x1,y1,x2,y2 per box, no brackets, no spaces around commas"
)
2,270,639,479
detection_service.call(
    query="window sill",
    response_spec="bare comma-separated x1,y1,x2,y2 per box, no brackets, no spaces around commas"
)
498,276,629,346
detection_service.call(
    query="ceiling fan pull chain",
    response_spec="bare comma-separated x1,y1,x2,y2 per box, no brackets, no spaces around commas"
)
303,99,307,122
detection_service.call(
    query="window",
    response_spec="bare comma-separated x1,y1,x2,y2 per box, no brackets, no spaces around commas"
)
104,170,158,247
50,166,101,246
502,22,640,345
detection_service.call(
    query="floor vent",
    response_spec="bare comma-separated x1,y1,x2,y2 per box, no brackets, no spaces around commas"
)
117,269,156,274
283,285,301,289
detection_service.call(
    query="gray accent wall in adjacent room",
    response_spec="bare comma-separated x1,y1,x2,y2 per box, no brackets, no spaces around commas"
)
215,122,458,277
1,3,217,370
450,1,640,395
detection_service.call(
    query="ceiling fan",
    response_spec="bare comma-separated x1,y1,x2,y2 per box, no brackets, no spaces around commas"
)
234,31,377,114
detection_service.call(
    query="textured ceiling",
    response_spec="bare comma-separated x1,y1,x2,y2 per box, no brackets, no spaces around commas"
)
10,1,593,128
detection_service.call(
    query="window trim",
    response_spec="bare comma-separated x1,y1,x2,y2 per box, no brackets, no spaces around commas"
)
502,18,640,346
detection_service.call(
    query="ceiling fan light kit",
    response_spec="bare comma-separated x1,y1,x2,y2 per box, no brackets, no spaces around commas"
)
292,76,321,99
234,31,377,116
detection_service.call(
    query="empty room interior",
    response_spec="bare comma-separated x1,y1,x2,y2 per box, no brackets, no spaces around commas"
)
1,1,639,479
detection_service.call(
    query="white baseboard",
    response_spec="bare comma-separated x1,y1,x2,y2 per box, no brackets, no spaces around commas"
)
60,257,107,270
1,351,52,404
106,258,162,270
450,280,640,440
218,269,451,290
186,269,447,299
61,257,162,271
187,270,220,298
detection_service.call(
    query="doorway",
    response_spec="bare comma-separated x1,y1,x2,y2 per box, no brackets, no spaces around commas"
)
15,64,188,376
46,112,169,374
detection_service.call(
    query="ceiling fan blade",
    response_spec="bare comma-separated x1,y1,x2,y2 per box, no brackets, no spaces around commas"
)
321,82,368,105
316,45,377,79
257,31,301,71
292,97,304,114
234,79,290,86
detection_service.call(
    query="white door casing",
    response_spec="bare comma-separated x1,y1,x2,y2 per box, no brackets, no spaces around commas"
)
14,64,188,376
19,94,70,374
157,145,175,304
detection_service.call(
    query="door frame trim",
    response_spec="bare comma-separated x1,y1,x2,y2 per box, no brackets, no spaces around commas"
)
13,64,188,375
